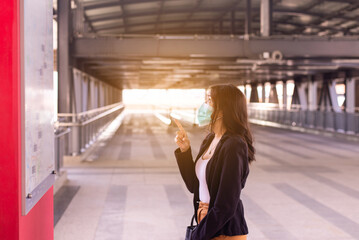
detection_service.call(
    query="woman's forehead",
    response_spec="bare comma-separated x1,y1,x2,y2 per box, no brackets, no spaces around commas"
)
206,89,211,95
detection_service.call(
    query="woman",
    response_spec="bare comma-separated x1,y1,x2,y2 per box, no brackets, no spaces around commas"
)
174,84,255,240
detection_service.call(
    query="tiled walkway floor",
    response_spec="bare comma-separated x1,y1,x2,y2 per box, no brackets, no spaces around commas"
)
54,111,359,240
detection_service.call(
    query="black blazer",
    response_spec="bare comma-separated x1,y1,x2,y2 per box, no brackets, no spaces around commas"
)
174,130,249,240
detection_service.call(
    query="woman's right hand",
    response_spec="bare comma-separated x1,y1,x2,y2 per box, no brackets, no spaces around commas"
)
174,119,190,152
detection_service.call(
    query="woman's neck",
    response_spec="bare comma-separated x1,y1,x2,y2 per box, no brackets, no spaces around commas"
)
212,118,226,138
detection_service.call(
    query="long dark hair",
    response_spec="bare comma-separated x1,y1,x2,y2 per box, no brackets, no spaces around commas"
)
208,83,255,163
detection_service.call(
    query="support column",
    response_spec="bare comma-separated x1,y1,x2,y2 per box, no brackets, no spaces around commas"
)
297,81,308,111
307,77,317,127
71,69,82,155
345,75,357,133
345,77,356,113
282,80,287,109
291,78,307,110
260,0,272,37
262,82,266,103
328,80,341,112
58,0,72,114
249,83,259,102
243,85,247,101
268,82,278,103
308,78,318,111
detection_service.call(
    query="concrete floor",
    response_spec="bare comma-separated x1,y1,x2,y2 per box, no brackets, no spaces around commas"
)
54,111,359,240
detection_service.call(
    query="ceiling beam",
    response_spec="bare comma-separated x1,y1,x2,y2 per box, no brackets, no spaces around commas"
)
95,18,246,32
88,6,250,23
83,0,164,10
72,36,359,59
87,6,359,31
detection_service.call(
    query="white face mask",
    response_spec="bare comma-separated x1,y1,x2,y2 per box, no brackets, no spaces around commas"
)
197,102,213,126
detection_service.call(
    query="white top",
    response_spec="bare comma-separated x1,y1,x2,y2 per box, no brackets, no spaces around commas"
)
195,152,211,203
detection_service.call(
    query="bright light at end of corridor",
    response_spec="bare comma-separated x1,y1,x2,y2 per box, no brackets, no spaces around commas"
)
123,89,206,111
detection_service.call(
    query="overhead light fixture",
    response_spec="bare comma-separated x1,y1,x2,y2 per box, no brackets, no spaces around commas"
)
236,59,259,64
139,70,172,74
195,74,214,78
219,66,251,70
298,65,339,70
142,59,188,65
173,69,204,73
121,72,138,76
332,59,359,64
190,54,207,58
171,74,191,78
140,66,174,70
186,59,225,65
206,70,243,75
262,52,270,59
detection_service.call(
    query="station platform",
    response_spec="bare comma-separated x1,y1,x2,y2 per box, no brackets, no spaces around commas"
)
54,112,359,240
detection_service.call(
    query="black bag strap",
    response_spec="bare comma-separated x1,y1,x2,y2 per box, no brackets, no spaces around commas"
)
190,213,196,226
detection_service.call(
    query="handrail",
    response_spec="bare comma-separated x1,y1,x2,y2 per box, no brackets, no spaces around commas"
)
57,102,123,118
247,103,358,112
54,128,71,138
57,103,124,127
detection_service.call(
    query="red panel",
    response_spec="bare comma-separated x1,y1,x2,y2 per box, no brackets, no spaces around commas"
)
0,0,54,239
19,187,54,240
0,0,21,238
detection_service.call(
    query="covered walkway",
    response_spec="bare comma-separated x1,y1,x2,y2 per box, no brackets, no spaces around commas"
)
54,111,359,240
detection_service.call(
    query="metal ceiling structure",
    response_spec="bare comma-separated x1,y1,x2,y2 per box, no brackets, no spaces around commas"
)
56,0,359,89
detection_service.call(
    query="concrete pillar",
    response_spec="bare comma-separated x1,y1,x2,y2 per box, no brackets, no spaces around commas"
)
260,0,272,37
297,81,308,111
268,82,278,103
58,0,72,114
328,80,341,112
282,80,287,109
243,85,247,101
87,78,92,110
71,69,82,155
345,77,356,113
72,69,82,113
308,79,318,111
249,83,259,102
82,75,88,112
262,83,266,103
99,82,105,107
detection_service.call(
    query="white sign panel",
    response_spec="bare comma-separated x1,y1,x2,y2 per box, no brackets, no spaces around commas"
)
21,0,55,215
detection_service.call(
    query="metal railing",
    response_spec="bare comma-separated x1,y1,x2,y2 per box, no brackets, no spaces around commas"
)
248,103,359,134
55,102,125,156
54,127,71,174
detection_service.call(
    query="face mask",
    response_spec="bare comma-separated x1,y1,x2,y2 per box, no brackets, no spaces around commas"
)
197,102,213,126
